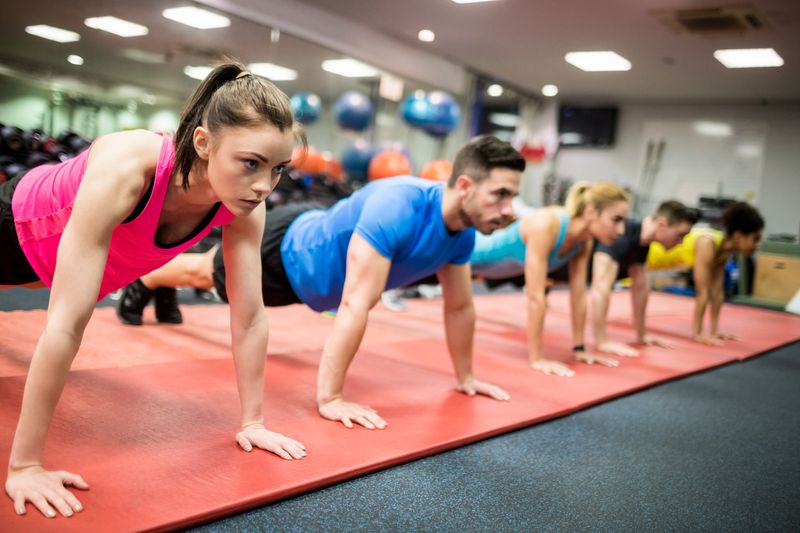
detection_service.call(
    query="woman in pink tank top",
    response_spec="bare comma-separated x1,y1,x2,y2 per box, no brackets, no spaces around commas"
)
2,61,307,520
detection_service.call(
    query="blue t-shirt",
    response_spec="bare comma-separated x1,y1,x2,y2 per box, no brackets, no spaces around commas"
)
281,177,475,312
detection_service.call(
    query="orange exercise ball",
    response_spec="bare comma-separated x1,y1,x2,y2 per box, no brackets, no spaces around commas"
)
290,146,326,175
321,151,344,182
367,150,412,181
419,159,453,182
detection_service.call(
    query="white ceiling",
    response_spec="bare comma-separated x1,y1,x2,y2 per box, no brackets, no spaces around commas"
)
0,0,797,106
295,0,800,103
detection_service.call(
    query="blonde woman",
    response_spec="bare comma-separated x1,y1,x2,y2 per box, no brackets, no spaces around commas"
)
471,181,629,377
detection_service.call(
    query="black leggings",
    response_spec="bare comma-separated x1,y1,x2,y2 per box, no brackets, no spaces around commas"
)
0,173,39,285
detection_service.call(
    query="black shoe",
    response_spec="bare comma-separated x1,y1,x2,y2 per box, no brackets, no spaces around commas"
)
154,287,183,324
117,279,153,326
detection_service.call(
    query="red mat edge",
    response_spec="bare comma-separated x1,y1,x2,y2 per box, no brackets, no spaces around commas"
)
151,406,574,532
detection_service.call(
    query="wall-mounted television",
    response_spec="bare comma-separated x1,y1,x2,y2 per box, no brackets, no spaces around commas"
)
558,105,618,147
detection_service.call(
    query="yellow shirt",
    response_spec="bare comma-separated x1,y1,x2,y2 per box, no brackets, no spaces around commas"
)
647,228,725,270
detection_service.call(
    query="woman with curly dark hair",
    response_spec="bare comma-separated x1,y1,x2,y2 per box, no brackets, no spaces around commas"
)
646,201,764,345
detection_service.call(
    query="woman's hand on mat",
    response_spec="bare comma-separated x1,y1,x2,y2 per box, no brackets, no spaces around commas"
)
5,465,88,518
318,398,387,430
597,341,640,357
235,424,307,460
637,335,673,349
693,334,725,346
456,377,510,401
575,351,620,368
530,358,575,377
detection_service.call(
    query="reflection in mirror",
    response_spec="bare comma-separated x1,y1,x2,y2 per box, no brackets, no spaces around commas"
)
0,0,472,185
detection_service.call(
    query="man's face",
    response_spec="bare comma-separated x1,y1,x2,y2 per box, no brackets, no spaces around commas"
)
654,219,693,249
459,167,520,234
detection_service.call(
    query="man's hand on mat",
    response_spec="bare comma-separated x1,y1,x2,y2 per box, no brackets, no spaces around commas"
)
5,465,88,518
318,398,388,429
530,358,575,377
235,424,307,460
597,340,640,357
693,334,725,346
456,376,510,401
575,351,620,368
637,335,673,349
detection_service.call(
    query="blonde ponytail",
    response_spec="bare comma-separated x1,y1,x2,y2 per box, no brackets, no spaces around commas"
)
565,180,628,217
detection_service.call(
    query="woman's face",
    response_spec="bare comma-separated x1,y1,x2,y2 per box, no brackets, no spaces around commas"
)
589,200,629,245
732,230,763,257
201,123,294,216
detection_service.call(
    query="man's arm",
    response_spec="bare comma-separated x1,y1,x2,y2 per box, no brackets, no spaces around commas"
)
316,232,391,429
223,204,305,460
437,262,509,400
591,252,639,356
628,263,672,348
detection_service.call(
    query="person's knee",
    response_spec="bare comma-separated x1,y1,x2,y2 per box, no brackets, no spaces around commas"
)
187,255,214,289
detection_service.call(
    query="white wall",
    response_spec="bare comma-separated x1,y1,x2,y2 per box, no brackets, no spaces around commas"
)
552,102,800,237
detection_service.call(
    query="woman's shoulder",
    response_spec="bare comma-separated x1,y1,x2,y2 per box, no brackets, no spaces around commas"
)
525,206,561,229
91,130,164,163
87,130,164,180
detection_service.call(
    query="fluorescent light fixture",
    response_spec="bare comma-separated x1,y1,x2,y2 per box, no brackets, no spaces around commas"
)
452,0,499,4
120,48,166,64
25,24,80,43
693,121,733,137
379,73,404,102
541,84,559,97
84,16,148,38
736,144,762,158
67,55,84,66
418,29,435,42
487,84,504,97
565,51,631,72
162,6,231,29
322,58,378,78
248,62,298,81
559,133,583,145
713,48,783,68
141,94,157,105
112,84,147,98
183,65,213,80
488,113,519,128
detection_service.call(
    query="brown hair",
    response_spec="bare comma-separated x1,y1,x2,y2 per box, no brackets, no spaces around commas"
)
173,59,306,190
448,135,525,188
565,181,629,218
653,200,699,225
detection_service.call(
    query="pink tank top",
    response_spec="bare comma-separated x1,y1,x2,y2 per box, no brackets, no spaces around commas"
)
12,134,235,299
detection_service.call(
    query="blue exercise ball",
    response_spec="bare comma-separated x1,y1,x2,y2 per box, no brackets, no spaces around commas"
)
290,92,322,125
400,92,433,129
341,140,376,183
422,91,461,137
334,91,374,132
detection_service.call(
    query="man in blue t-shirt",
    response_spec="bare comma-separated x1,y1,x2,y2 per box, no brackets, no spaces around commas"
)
590,200,697,357
208,135,525,429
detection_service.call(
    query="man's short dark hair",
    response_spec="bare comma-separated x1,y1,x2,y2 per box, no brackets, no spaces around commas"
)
722,201,764,237
448,135,525,187
653,200,699,225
